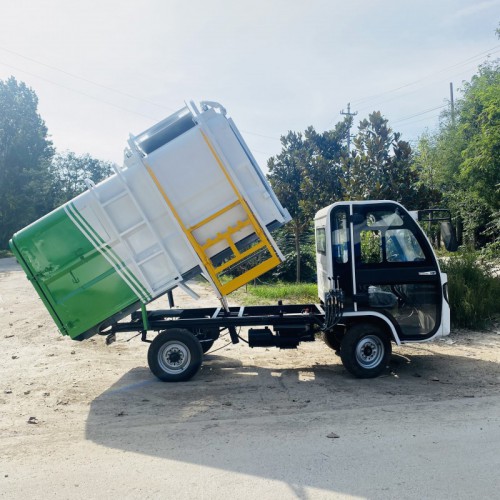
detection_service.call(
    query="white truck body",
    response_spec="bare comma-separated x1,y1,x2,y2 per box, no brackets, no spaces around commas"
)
68,101,290,302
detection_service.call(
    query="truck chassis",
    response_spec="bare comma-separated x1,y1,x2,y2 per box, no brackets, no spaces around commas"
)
101,291,394,382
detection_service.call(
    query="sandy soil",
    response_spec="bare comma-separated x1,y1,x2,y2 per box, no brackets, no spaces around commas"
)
1,256,499,499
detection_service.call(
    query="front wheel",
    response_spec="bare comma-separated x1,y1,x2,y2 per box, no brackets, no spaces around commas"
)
340,323,391,378
148,329,203,382
322,330,341,353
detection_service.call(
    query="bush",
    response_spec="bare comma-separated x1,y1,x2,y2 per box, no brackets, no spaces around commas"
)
481,240,500,262
440,252,500,329
265,250,317,283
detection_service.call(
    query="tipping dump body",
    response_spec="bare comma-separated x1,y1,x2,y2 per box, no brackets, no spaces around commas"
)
10,102,290,340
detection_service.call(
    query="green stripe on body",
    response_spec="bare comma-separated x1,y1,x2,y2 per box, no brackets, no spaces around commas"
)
65,203,152,303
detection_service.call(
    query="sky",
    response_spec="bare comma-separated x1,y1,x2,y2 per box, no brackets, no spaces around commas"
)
0,0,499,170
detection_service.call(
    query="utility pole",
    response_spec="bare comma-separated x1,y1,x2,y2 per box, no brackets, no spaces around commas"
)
340,102,358,152
340,102,358,185
449,82,455,126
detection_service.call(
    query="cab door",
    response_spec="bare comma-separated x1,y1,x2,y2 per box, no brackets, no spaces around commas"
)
329,206,354,309
352,203,442,341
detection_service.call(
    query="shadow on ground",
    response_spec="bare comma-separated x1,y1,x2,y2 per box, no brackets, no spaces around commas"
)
84,349,499,496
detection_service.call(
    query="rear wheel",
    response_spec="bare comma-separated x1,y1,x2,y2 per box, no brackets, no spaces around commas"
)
148,329,203,382
340,323,391,378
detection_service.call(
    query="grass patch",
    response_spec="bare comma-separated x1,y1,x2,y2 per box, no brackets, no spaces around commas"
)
231,282,318,305
440,252,500,329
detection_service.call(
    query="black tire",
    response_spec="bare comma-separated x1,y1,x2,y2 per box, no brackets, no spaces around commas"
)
200,339,215,354
322,330,341,352
192,326,219,355
340,323,392,378
148,329,203,382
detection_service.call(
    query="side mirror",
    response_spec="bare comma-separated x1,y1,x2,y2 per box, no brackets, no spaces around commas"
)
440,221,458,252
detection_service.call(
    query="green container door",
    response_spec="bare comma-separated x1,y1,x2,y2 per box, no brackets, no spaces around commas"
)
10,206,140,340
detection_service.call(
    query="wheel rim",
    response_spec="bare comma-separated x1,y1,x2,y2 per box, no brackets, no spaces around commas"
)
158,341,191,374
355,335,384,369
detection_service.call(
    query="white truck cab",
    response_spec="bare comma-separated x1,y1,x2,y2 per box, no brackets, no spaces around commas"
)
315,200,451,350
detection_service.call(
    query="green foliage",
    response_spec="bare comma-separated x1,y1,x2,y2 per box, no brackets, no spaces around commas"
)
300,122,350,214
234,282,318,305
263,227,316,283
360,230,382,263
481,204,500,259
267,123,349,282
440,252,500,329
414,59,500,248
411,133,445,207
481,240,500,261
0,77,55,247
269,248,317,283
349,112,427,207
50,151,114,206
457,62,500,206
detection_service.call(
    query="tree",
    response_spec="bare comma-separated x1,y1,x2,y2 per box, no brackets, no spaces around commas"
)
0,77,54,248
267,120,351,282
456,61,500,209
411,133,443,208
267,131,311,282
300,121,350,212
50,151,114,206
348,111,423,207
414,57,500,247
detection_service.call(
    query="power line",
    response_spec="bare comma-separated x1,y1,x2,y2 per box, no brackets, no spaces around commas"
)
356,61,491,114
351,44,500,108
0,46,281,141
0,60,160,121
396,113,443,128
392,104,447,125
0,46,176,112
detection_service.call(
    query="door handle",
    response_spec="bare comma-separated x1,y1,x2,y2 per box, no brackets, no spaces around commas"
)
419,270,436,276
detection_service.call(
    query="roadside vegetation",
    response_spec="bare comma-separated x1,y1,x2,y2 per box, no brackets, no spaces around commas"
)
440,252,500,329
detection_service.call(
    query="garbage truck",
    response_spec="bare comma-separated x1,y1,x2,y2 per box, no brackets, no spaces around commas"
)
9,101,456,381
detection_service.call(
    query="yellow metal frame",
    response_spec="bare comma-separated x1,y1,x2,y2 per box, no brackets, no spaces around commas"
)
145,130,281,295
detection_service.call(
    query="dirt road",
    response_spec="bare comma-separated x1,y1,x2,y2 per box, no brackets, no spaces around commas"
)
1,257,499,499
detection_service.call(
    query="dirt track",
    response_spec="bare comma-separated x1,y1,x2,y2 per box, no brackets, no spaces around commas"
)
1,257,500,499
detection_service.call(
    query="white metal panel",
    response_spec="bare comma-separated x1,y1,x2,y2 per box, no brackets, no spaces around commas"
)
146,127,237,228
200,111,285,225
68,101,291,302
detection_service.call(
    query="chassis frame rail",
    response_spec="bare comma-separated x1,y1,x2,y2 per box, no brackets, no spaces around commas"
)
105,304,326,336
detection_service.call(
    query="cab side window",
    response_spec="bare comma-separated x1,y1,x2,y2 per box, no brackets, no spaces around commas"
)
316,227,326,254
356,208,427,265
332,210,349,263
